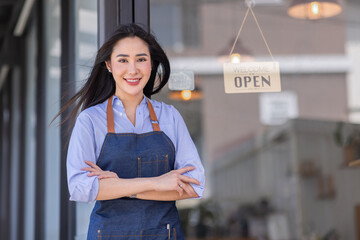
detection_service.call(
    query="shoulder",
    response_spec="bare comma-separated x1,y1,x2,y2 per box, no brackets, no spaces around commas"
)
148,98,182,124
81,100,107,118
148,98,172,110
76,100,107,126
148,99,179,116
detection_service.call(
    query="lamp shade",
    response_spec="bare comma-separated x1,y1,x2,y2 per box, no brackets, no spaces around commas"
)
288,0,342,20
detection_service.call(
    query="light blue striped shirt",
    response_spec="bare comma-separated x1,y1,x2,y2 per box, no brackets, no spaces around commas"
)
67,95,205,203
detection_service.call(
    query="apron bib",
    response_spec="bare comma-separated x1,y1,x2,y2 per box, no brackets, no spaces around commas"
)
87,96,184,240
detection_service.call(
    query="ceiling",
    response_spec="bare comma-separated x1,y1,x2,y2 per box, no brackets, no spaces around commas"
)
0,0,25,66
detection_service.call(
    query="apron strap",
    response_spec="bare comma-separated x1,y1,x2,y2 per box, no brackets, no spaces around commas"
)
106,96,161,133
146,98,161,132
107,96,115,133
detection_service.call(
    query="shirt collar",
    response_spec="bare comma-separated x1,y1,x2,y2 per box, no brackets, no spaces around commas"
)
111,95,148,108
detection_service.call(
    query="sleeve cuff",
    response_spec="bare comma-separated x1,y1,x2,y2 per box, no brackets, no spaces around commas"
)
189,183,204,199
69,176,99,203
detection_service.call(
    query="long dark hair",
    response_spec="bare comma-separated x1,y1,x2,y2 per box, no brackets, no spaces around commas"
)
53,23,170,126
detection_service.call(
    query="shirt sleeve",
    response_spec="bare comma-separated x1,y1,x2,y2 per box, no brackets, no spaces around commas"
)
67,111,99,203
171,106,205,198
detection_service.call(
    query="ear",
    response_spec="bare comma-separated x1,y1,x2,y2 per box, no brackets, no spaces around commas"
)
105,61,111,71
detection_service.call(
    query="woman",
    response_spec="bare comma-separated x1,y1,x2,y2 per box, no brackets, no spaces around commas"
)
60,24,205,239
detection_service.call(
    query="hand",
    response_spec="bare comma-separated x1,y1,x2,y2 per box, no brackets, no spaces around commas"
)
152,166,200,197
82,160,119,180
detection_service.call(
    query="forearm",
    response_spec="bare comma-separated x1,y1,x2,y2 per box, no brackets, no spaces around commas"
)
137,183,199,201
96,177,154,200
87,163,201,201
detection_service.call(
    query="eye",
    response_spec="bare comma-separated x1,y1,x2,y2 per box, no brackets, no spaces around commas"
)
118,58,128,63
137,58,147,62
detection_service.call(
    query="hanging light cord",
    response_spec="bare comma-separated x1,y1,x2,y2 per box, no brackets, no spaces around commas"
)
229,4,275,61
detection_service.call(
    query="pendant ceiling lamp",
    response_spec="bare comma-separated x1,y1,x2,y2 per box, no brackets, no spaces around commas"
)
288,0,342,20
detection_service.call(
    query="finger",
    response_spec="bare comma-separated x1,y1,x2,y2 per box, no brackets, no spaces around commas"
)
85,160,102,170
87,170,107,176
178,181,188,196
109,172,117,177
82,167,97,172
177,185,184,197
87,171,102,177
181,183,194,196
90,171,117,179
98,174,114,180
175,166,195,175
178,175,200,185
107,172,118,178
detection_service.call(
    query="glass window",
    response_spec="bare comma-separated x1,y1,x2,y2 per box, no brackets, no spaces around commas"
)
150,0,360,239
44,0,61,239
24,17,37,240
74,1,98,239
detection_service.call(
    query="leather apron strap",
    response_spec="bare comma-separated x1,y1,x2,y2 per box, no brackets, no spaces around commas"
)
106,95,161,133
107,96,115,133
146,98,161,132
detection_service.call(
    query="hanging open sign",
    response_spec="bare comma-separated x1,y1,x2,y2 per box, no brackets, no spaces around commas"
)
223,5,281,94
223,61,281,93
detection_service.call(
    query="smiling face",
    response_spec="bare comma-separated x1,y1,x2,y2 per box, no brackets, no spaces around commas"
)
106,36,152,102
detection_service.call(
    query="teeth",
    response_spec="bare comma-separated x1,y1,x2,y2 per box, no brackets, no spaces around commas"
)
126,79,139,82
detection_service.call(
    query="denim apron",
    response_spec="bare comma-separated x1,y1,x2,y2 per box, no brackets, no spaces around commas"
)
87,96,184,240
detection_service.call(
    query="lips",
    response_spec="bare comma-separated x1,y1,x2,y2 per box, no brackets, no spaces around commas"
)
124,78,141,86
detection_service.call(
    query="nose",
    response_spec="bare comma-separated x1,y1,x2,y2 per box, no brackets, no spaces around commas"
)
128,61,138,74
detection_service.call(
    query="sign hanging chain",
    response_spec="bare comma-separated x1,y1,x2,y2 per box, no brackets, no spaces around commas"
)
229,3,275,61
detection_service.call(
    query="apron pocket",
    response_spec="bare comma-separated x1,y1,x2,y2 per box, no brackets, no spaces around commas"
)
138,154,170,178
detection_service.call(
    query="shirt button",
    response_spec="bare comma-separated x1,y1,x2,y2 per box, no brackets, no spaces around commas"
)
119,112,123,116
117,102,120,106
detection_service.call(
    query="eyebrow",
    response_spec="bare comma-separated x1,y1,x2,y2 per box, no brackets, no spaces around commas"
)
115,53,149,58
